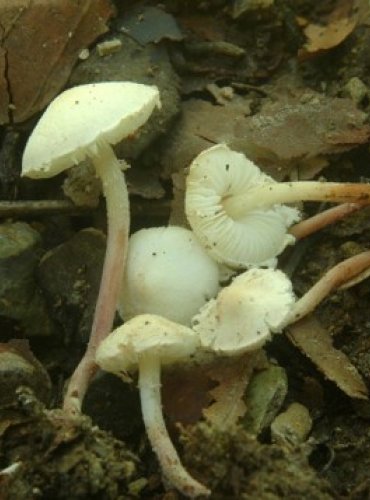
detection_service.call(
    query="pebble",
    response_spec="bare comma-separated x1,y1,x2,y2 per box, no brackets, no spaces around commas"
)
271,402,312,445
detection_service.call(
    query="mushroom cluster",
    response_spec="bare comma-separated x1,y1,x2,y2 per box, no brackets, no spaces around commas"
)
96,251,370,497
95,143,370,498
23,85,370,500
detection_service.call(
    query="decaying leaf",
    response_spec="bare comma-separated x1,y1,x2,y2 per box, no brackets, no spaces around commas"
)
203,351,268,429
286,315,368,400
162,352,267,428
160,98,252,179
298,0,360,59
160,97,295,182
162,365,214,426
0,0,114,124
244,93,370,162
300,17,356,58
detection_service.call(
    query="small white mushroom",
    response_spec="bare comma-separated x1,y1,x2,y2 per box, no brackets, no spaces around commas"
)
186,144,370,268
96,314,210,498
192,252,370,356
120,226,220,325
22,82,161,415
193,268,295,355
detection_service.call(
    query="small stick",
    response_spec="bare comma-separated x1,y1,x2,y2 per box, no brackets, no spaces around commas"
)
0,200,91,217
0,198,170,219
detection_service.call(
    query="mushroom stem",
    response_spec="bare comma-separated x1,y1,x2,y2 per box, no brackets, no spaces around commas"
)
287,251,370,325
289,203,363,240
63,141,129,416
223,181,370,219
139,355,210,498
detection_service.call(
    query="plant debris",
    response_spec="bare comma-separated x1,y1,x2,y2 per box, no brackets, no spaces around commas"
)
0,388,140,499
286,315,368,400
0,0,114,124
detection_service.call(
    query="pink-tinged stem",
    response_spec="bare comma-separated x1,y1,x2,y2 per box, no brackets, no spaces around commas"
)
290,203,363,240
288,251,370,325
139,355,210,498
63,141,129,416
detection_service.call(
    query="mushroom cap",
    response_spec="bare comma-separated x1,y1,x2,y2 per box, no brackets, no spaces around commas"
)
192,268,295,355
119,226,220,325
96,314,199,374
22,82,161,178
185,144,300,269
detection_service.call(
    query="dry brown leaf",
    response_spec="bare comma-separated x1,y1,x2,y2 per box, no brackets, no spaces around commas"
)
162,352,267,428
286,315,368,400
298,0,360,59
203,351,268,429
0,0,114,124
160,97,294,182
244,93,370,162
301,17,356,56
162,365,214,426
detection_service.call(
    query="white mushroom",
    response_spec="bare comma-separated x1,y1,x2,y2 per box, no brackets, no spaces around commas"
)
192,252,370,355
186,144,370,268
193,268,295,356
21,82,161,415
119,226,220,325
96,314,210,498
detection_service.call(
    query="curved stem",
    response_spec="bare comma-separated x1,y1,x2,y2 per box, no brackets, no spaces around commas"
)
139,355,210,498
223,181,370,219
289,203,363,240
287,251,370,325
63,141,129,416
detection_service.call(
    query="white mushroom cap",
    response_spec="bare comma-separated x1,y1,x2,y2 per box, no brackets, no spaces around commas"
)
96,314,199,374
22,82,161,178
119,226,220,325
185,144,300,269
192,268,295,355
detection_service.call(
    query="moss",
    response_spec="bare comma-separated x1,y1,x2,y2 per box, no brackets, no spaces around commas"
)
181,423,334,499
0,389,141,500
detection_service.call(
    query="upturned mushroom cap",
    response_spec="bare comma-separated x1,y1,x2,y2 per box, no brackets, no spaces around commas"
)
185,144,300,269
119,226,220,325
96,314,199,374
192,268,295,355
22,82,161,178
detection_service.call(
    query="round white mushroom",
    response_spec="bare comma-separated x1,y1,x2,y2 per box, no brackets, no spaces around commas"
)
22,82,161,415
120,226,220,325
96,314,210,498
193,268,295,356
